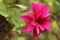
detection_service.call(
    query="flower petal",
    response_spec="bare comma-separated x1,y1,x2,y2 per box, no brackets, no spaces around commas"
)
20,15,32,22
44,7,50,17
41,5,50,18
38,24,44,32
27,12,34,19
38,2,43,14
31,2,39,14
33,26,41,38
42,20,50,31
37,3,50,19
22,22,35,32
36,25,40,34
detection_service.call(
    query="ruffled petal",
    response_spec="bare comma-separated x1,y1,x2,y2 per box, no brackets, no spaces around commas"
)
42,20,50,31
22,23,35,32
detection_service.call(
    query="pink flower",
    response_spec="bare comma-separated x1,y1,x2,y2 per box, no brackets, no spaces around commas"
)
20,2,50,38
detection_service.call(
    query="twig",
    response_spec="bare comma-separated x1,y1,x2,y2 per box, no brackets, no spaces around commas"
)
44,32,49,40
53,30,60,40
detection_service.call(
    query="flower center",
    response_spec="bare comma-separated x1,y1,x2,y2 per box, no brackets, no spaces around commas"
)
36,18,42,24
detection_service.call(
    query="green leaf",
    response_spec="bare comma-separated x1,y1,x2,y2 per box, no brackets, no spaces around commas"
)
0,2,6,10
37,33,45,40
0,0,2,2
7,8,26,34
0,2,8,17
48,33,57,40
51,20,59,31
16,37,25,40
10,8,25,27
3,0,15,5
16,4,28,10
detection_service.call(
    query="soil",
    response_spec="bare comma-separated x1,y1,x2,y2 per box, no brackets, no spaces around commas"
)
0,15,12,40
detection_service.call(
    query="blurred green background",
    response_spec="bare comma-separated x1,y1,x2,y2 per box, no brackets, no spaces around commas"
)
0,0,60,40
